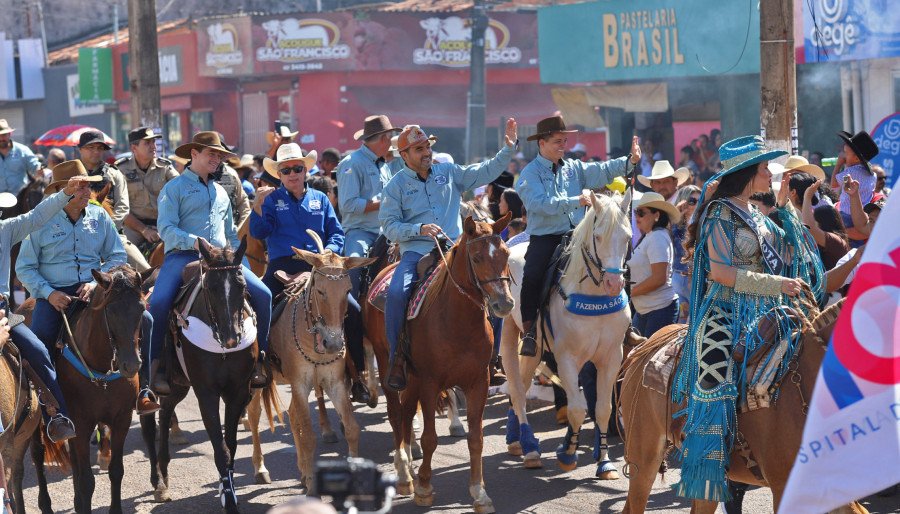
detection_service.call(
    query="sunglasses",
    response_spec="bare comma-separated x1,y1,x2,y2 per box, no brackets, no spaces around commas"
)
279,165,306,176
635,208,649,218
688,197,699,205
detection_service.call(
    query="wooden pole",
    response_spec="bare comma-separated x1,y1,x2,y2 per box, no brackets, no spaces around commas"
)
127,0,161,130
465,0,488,163
759,0,798,154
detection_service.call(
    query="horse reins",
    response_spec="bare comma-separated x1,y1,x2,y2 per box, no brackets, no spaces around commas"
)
198,262,245,353
287,266,348,364
577,219,627,288
432,231,511,312
61,294,129,388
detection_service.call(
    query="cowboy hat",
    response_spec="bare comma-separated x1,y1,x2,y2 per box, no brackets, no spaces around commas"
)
0,119,14,135
634,191,681,224
527,115,578,141
233,154,255,171
837,130,879,173
395,125,437,153
168,154,188,168
637,160,690,188
44,160,102,195
782,155,826,182
265,124,300,146
718,135,788,176
263,143,317,179
354,115,401,141
128,126,162,144
0,192,17,209
174,131,236,159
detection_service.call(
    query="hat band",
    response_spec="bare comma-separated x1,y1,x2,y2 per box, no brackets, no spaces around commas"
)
721,148,767,170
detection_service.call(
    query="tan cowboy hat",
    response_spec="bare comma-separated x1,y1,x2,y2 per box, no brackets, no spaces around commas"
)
168,154,188,168
233,153,255,171
637,160,690,188
782,155,826,181
527,115,578,141
354,115,402,141
44,160,102,195
634,191,681,224
263,143,317,179
174,131,236,159
395,125,437,153
0,119,14,135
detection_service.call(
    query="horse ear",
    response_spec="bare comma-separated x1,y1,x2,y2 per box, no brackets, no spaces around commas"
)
197,237,214,261
91,269,112,290
619,187,633,215
343,256,378,270
292,246,326,268
463,216,477,236
233,235,248,265
492,211,512,234
590,191,602,213
138,267,156,285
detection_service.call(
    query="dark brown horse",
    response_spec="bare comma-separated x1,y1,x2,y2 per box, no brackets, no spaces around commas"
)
363,213,513,514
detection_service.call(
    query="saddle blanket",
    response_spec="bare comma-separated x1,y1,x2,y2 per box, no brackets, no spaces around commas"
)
180,316,257,354
642,331,685,395
367,266,442,320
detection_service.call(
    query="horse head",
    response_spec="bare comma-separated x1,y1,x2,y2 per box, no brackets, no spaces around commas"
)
562,191,633,296
460,212,515,316
90,265,145,378
198,236,248,349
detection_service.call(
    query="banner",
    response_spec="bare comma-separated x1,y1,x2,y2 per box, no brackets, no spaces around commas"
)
78,47,114,104
197,16,255,77
869,112,900,190
537,0,760,83
779,193,900,513
66,74,105,118
803,0,900,62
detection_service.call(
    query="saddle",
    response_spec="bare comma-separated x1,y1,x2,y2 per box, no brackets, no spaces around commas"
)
2,338,60,416
367,240,450,319
358,234,396,299
271,271,311,324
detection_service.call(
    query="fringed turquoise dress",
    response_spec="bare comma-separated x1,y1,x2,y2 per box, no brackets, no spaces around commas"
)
670,199,824,501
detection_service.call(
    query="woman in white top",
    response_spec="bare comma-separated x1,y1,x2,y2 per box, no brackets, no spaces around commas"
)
627,192,681,338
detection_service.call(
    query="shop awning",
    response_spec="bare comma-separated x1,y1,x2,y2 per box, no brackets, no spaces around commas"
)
551,83,669,129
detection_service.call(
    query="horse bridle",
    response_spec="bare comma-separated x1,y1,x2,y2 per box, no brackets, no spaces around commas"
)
199,262,245,351
295,266,349,357
577,219,627,287
434,232,512,311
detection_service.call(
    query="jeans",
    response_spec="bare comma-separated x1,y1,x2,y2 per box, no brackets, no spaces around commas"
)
149,250,272,357
343,229,379,297
385,251,422,360
632,300,679,339
12,323,69,420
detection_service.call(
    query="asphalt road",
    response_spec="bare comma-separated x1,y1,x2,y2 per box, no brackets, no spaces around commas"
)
18,383,898,513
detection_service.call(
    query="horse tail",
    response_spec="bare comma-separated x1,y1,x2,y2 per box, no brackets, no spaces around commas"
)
260,378,284,433
38,422,71,473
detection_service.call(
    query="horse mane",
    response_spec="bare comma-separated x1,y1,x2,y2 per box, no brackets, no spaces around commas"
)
559,193,629,293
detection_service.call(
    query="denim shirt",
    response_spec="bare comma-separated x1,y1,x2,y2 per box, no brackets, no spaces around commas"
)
0,142,41,195
0,190,71,296
337,144,392,233
517,155,630,236
158,168,239,253
249,186,344,261
380,145,512,255
16,203,126,299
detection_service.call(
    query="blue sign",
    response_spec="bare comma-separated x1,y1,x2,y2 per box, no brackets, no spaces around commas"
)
564,290,628,316
869,112,900,189
803,0,900,62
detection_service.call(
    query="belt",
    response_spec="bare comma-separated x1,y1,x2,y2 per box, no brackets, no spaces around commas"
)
134,216,157,227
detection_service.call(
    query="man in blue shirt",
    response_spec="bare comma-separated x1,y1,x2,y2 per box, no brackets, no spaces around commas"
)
149,132,272,391
379,119,518,391
515,116,641,356
0,119,41,195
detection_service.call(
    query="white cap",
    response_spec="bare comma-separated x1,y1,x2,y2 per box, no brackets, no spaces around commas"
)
571,143,588,153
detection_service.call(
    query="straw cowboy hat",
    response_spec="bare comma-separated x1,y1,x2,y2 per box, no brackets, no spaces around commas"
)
634,191,681,224
782,155,826,181
527,115,577,141
263,143,317,179
837,130,879,172
0,119,15,135
174,131,236,159
637,160,690,188
354,115,402,141
44,160,102,195
395,125,437,153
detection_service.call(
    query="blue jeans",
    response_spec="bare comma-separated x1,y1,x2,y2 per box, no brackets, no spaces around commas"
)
632,300,679,339
385,251,422,360
13,323,69,420
149,250,272,357
343,229,379,296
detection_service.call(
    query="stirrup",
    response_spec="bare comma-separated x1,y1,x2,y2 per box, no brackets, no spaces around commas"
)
519,327,538,357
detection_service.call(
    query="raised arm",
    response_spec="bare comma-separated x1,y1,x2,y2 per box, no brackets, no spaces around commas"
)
801,179,827,247
452,118,518,191
843,176,872,236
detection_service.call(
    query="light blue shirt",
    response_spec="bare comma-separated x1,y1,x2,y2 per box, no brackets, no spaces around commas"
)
0,190,71,297
337,144,392,233
380,145,512,255
16,203,126,299
517,155,631,236
158,168,239,253
0,142,41,195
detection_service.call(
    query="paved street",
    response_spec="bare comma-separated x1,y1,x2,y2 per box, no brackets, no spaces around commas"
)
19,384,898,513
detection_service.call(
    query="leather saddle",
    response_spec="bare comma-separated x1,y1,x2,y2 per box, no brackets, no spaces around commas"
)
367,240,450,315
271,270,311,324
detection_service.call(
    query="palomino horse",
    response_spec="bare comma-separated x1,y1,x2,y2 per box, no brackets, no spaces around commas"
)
31,266,146,514
247,230,374,488
140,238,278,513
500,191,632,475
363,213,514,513
618,297,866,513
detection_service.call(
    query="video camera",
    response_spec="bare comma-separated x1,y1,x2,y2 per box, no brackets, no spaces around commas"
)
313,457,396,514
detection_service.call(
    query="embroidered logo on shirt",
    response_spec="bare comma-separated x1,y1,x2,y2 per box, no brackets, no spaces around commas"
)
434,174,448,185
85,218,99,231
309,199,321,210
275,199,289,211
50,223,65,240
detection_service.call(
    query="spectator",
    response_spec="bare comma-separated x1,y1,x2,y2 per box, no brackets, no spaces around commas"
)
499,189,523,240
787,172,819,210
801,180,850,270
507,218,526,239
317,148,341,182
830,131,879,239
309,174,340,221
570,142,588,161
749,191,777,217
843,176,882,238
627,192,681,338
871,164,889,197
672,185,700,323
637,161,690,203
679,145,700,179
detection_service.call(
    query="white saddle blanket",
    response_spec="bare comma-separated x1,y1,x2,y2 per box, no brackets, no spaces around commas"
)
180,316,257,354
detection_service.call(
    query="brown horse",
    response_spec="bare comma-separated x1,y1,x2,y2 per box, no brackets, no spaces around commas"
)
618,298,866,513
363,213,513,513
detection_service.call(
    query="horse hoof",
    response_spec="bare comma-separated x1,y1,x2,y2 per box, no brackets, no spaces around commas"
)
97,453,111,471
170,429,189,446
367,395,379,409
597,470,619,480
396,482,413,496
154,488,172,503
474,501,496,514
449,425,466,438
414,492,434,507
241,417,251,431
523,452,543,469
323,431,339,444
507,442,523,456
255,471,271,484
558,459,578,472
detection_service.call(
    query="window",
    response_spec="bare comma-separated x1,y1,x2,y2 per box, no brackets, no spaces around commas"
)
164,112,182,150
190,111,213,135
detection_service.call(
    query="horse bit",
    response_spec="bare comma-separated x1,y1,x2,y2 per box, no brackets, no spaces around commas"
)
289,266,348,364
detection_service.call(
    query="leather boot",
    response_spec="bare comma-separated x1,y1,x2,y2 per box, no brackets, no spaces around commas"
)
350,379,371,405
136,388,161,416
250,352,271,389
386,356,406,392
150,359,171,396
46,414,76,443
519,321,538,357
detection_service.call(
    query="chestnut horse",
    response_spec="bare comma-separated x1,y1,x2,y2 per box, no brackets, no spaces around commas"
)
618,298,865,513
363,213,514,514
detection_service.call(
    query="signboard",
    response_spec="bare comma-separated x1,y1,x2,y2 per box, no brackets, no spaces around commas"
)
78,47,113,103
869,112,900,189
803,0,900,62
158,46,183,86
537,0,760,83
254,15,353,73
67,74,105,117
197,16,255,76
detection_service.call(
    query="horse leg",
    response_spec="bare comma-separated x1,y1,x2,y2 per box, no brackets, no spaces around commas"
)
30,427,52,513
393,386,419,497
498,320,541,467
325,372,360,458
156,386,189,502
107,413,131,514
690,500,720,514
140,412,165,503
555,356,586,472
96,423,112,472
465,379,494,514
592,350,622,480
70,421,96,514
364,340,379,408
247,388,271,484
316,385,338,444
194,388,237,514
223,384,250,512
412,385,436,508
447,387,466,437
169,411,189,446
288,384,315,491
8,426,33,514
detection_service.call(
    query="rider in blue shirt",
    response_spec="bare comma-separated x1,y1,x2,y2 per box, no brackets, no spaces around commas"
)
379,119,518,391
0,119,41,195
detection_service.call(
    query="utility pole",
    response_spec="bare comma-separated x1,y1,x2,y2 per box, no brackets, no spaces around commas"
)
759,0,797,154
36,1,49,67
127,0,161,130
465,0,488,163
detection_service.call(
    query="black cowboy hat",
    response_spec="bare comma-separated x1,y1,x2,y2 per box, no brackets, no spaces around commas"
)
837,130,879,172
527,115,578,142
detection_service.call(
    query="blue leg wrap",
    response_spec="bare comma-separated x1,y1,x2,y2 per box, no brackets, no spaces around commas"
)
520,423,540,455
505,408,520,445
555,425,579,466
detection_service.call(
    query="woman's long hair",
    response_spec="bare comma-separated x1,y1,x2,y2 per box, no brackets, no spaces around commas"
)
813,204,848,242
501,189,524,219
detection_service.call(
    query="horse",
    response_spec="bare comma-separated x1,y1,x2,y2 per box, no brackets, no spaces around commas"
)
617,296,866,513
363,213,514,513
247,230,374,488
139,237,279,513
500,191,632,476
28,266,146,514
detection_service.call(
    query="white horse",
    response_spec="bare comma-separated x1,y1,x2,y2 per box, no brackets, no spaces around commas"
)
500,191,632,476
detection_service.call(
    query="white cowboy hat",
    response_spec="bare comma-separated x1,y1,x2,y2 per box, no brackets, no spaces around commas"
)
637,160,690,188
782,155,826,181
634,191,681,224
263,143,317,179
0,192,17,209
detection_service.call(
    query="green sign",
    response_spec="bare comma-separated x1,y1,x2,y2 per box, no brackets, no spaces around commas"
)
78,48,114,103
538,0,760,83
